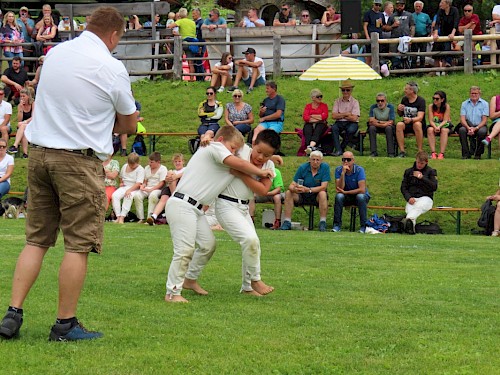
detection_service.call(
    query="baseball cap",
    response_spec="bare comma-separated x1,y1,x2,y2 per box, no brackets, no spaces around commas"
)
395,0,405,4
373,0,382,4
20,6,29,12
242,47,256,55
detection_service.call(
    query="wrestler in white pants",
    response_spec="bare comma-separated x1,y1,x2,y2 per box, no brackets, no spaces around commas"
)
165,197,216,296
134,189,162,219
405,196,433,224
112,186,142,217
198,198,261,292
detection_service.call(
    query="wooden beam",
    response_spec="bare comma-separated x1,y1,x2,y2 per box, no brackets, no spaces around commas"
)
55,2,170,16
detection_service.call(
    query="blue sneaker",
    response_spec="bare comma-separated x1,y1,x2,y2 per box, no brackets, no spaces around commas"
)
49,321,103,342
0,311,23,339
359,226,366,234
319,221,327,232
280,220,292,230
331,225,341,232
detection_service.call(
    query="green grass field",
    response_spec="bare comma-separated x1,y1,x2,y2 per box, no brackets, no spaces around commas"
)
0,220,498,374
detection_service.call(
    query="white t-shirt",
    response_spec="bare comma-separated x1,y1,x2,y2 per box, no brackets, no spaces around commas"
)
0,100,13,129
494,6,500,33
25,31,136,159
220,144,275,201
0,154,14,184
174,142,234,205
57,19,78,31
144,165,168,188
245,56,265,79
214,61,233,70
120,164,145,188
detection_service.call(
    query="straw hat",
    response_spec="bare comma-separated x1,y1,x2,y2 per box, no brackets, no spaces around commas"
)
340,80,354,89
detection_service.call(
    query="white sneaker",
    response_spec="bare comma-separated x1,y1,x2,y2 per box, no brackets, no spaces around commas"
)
217,86,224,93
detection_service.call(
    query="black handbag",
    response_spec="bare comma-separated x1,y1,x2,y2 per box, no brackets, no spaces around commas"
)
415,220,443,234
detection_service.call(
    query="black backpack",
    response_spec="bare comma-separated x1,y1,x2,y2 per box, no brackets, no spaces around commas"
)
477,199,496,235
131,135,147,156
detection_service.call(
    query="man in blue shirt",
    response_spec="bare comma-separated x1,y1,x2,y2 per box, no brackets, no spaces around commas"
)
201,9,227,31
411,1,431,68
280,151,331,232
332,151,370,233
458,86,489,159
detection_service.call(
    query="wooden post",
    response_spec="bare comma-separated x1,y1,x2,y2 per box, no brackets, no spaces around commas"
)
490,28,498,65
463,29,473,74
273,35,282,79
173,36,183,80
370,32,380,73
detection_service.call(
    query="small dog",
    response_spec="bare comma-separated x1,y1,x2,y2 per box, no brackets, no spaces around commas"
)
1,197,26,219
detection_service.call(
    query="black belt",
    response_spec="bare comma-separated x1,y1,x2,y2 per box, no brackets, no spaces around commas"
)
173,192,203,210
218,194,250,205
31,144,96,157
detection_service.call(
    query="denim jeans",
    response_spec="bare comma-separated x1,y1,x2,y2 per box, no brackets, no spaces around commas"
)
0,181,11,198
332,121,358,153
3,51,24,68
333,193,370,228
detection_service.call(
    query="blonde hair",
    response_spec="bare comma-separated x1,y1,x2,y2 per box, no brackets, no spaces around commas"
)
19,88,35,104
172,153,184,161
215,126,244,146
178,8,188,18
3,11,20,30
232,89,244,98
127,152,140,164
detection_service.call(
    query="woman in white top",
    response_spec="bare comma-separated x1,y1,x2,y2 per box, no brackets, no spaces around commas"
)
0,139,15,198
210,52,234,93
111,153,145,224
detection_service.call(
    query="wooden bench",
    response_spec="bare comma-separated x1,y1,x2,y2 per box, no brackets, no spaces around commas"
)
347,205,480,234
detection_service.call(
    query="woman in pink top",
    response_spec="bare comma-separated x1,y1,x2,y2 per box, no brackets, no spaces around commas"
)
302,88,329,154
2,11,24,67
482,95,500,147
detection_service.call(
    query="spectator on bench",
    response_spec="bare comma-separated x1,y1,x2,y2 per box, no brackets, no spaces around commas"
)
225,89,253,136
302,88,329,155
331,80,360,156
198,86,223,144
332,151,370,233
228,47,266,94
396,81,426,158
280,150,330,232
1,56,29,105
482,94,500,147
8,88,34,158
427,90,452,160
249,167,285,230
367,92,396,157
0,88,13,144
210,52,233,93
400,150,437,234
457,86,489,159
0,138,15,199
134,152,168,224
253,81,285,144
486,185,500,237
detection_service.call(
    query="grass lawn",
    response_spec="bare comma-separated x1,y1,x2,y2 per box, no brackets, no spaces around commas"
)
0,220,498,374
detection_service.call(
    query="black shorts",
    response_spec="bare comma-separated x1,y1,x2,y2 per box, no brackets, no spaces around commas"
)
295,192,328,206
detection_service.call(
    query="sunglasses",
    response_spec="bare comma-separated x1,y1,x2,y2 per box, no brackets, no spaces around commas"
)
227,57,233,60
341,88,351,92
432,96,441,100
282,8,289,11
206,92,214,95
233,95,242,98
342,158,352,162
376,99,385,103
314,95,323,99
464,9,472,12
302,15,309,17
63,17,69,20
209,13,214,17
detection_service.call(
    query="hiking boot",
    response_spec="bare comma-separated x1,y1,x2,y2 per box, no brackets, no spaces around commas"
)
7,146,18,154
49,321,103,342
438,153,445,160
319,221,327,232
120,149,127,157
271,219,281,230
431,152,437,159
0,310,23,339
331,225,341,233
147,216,155,226
280,220,292,230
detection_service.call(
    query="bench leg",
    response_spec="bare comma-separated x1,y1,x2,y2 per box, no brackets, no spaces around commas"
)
308,205,315,230
349,206,357,232
359,133,365,156
456,211,461,235
487,141,491,159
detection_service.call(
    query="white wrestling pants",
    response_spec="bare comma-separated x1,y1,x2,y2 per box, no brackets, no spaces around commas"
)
405,196,433,224
134,189,162,219
111,187,142,218
165,197,216,296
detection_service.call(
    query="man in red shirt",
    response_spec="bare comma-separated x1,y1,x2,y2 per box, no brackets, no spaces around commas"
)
458,4,482,35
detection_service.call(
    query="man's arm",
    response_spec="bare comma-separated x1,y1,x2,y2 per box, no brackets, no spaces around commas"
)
114,112,138,134
260,109,282,122
1,74,22,91
223,155,274,179
233,172,272,196
1,114,11,127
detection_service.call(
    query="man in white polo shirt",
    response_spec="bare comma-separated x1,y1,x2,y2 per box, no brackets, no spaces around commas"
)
0,7,137,342
0,88,12,143
228,47,266,94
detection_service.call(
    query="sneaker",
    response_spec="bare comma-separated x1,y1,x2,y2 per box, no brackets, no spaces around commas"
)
246,87,254,94
431,152,437,159
49,321,103,342
398,151,407,158
402,218,415,234
0,311,23,339
7,146,18,154
280,220,292,230
482,137,491,146
370,152,378,157
305,146,317,155
438,153,444,160
146,216,155,226
22,153,28,159
331,225,341,232
120,149,127,157
217,86,224,93
492,231,499,237
271,219,281,230
319,221,327,232
359,226,366,234
227,86,237,92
